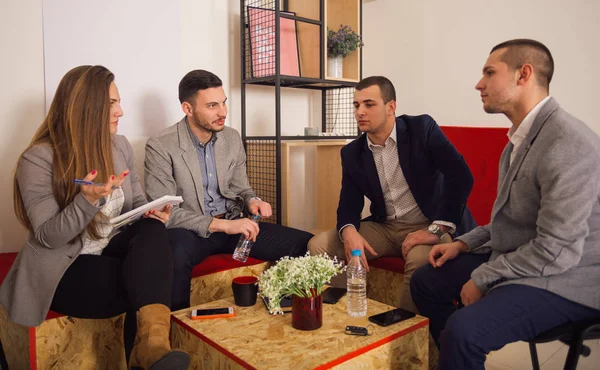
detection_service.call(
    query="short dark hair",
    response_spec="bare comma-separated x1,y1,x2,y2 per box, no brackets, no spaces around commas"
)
491,39,554,90
178,69,223,104
355,76,396,103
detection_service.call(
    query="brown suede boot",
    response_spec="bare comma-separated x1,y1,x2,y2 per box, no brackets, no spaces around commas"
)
129,304,189,370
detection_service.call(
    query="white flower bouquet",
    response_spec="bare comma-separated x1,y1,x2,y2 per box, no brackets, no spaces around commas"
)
258,253,345,314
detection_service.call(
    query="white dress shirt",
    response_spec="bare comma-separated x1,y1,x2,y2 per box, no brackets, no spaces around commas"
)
507,96,551,165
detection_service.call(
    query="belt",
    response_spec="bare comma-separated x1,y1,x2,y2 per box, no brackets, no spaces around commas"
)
212,213,226,219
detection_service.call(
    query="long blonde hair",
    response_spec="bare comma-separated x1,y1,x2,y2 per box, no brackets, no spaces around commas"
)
14,65,116,240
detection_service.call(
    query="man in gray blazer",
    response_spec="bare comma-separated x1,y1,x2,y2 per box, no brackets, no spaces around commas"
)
144,70,312,310
410,39,600,369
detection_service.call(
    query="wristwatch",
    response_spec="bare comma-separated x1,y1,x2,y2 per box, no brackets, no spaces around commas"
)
427,224,444,239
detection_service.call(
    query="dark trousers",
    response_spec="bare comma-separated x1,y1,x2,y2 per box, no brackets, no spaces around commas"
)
50,218,173,359
168,222,312,310
410,254,600,370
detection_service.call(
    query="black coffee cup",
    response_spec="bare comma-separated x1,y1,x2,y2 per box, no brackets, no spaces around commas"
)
232,276,258,306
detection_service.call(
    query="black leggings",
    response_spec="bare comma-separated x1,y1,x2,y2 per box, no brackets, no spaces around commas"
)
50,218,173,358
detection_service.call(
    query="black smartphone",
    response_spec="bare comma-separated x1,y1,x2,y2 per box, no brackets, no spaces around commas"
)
322,287,347,304
261,295,292,314
368,308,416,327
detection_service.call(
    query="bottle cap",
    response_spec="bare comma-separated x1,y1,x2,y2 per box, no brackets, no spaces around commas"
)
351,249,362,257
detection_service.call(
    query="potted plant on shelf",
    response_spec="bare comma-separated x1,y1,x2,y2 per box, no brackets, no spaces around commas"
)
258,253,345,330
327,24,364,78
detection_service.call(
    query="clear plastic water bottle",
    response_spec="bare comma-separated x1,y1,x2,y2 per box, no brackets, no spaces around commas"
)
347,249,367,317
232,214,260,263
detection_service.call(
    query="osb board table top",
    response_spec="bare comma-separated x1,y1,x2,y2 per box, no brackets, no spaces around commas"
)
171,295,429,369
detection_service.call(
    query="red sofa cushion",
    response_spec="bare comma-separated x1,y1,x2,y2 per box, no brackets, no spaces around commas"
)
369,126,508,274
1,253,263,284
0,252,17,284
191,254,264,277
368,256,406,272
440,126,508,225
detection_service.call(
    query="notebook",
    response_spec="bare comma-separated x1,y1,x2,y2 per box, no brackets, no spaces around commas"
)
109,195,183,228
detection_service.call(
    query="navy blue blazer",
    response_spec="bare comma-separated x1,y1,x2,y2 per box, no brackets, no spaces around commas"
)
337,115,476,236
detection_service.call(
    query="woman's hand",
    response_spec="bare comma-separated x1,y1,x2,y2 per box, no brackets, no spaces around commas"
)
144,204,172,224
80,169,129,205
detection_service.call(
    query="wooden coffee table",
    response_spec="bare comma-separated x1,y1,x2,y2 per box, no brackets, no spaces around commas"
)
170,295,429,369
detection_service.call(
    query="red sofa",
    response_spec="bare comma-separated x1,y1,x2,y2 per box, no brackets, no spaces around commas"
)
0,126,509,304
369,126,508,273
0,126,509,300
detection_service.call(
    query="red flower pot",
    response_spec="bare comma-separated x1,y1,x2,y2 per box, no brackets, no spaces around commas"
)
292,294,323,330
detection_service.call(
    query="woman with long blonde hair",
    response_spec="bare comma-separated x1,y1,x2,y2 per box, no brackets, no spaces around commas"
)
0,65,189,370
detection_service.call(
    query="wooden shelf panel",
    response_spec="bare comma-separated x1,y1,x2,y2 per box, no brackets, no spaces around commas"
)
243,75,357,89
283,0,361,81
325,0,361,81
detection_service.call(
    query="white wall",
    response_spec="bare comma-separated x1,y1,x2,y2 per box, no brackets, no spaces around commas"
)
43,0,182,139
0,0,45,252
363,0,600,132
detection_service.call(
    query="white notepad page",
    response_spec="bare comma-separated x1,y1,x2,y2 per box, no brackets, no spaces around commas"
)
109,195,183,228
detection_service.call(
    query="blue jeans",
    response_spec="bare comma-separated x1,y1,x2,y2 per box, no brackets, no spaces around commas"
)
168,222,311,310
410,254,600,370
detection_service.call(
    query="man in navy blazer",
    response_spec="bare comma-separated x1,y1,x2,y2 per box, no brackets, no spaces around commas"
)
308,76,476,313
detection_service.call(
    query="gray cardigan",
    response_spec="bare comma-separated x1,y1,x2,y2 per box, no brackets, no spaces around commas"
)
457,98,600,311
0,135,147,326
144,117,256,237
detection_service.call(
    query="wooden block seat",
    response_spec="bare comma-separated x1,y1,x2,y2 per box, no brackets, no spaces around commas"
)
367,257,407,308
0,251,268,369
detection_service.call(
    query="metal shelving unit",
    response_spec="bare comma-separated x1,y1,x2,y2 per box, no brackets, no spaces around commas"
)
240,0,362,225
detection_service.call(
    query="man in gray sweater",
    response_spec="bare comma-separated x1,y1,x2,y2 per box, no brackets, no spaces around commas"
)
411,39,600,370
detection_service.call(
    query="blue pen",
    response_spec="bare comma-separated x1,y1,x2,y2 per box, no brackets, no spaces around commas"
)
74,179,121,190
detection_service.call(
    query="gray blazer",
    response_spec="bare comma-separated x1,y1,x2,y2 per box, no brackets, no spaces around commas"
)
144,117,256,237
0,135,147,327
458,98,600,310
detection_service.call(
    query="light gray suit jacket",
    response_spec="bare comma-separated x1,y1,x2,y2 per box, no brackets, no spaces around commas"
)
144,117,256,237
0,135,147,326
457,98,600,310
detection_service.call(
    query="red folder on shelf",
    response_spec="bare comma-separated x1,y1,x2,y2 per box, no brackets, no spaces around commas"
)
248,7,300,78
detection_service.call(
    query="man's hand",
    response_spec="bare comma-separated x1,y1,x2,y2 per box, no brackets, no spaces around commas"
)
460,279,483,306
341,227,377,271
248,198,272,218
402,229,441,258
210,218,260,241
428,240,469,268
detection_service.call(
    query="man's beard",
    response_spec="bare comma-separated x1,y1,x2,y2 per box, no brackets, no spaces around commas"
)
192,116,225,133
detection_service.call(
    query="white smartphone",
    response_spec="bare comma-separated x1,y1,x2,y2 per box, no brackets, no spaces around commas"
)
190,307,235,320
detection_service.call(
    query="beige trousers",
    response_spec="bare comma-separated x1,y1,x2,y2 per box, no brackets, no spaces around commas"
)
308,220,451,313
